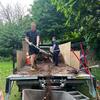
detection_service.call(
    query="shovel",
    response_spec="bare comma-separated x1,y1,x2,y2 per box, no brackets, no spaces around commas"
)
30,43,51,56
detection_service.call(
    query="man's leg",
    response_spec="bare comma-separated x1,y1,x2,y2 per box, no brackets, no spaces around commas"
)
55,52,59,66
53,53,55,64
30,53,36,68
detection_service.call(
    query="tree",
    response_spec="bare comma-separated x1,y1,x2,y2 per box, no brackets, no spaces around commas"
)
0,3,32,57
51,0,100,59
30,0,67,41
0,2,24,23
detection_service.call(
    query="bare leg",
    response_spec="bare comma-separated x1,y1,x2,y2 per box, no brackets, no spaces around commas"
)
30,54,36,68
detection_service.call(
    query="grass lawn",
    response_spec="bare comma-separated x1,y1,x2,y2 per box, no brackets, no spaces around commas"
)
0,61,20,100
0,61,100,100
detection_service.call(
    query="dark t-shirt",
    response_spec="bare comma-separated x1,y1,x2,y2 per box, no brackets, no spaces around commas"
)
25,30,39,45
52,41,60,52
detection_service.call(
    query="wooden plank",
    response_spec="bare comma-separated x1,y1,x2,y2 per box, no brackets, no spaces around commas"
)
70,51,80,69
22,40,29,52
22,41,29,66
17,50,23,69
59,42,71,66
16,41,29,69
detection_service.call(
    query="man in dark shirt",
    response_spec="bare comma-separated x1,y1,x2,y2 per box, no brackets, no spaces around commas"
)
25,22,40,70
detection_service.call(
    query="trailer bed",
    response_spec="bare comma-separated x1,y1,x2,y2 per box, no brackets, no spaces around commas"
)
16,63,77,76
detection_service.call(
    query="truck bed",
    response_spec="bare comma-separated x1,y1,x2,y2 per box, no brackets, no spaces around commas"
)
16,63,76,76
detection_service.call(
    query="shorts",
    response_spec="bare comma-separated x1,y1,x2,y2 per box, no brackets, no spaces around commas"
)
29,45,39,55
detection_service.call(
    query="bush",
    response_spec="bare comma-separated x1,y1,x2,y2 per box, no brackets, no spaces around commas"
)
0,56,11,62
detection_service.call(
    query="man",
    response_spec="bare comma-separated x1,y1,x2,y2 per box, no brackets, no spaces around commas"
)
50,36,60,66
25,22,40,70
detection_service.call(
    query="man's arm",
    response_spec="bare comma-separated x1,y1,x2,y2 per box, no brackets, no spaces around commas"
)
25,36,32,45
36,35,40,47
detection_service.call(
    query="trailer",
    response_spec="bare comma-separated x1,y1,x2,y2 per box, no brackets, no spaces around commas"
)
5,41,96,100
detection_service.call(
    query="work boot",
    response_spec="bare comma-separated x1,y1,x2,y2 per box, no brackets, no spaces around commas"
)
31,67,35,71
31,63,37,70
30,64,36,71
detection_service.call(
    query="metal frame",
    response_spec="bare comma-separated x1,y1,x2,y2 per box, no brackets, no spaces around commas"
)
5,74,96,100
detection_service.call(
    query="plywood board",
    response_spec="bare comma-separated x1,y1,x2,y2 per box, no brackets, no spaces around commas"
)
17,50,23,69
22,41,29,52
22,41,29,66
70,51,80,69
59,42,71,66
17,41,29,69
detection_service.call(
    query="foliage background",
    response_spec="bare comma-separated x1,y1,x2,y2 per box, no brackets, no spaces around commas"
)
0,0,99,59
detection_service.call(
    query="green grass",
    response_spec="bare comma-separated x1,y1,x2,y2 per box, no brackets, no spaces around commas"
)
0,61,100,100
92,68,100,81
0,61,20,100
0,61,12,91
